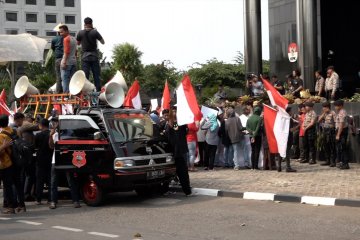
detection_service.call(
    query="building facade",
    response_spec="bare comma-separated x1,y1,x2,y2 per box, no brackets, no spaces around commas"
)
0,0,81,39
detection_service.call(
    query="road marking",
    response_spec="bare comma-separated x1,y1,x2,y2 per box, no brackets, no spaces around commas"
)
16,220,43,226
52,226,84,232
192,188,219,196
88,232,119,238
0,217,11,220
301,196,336,206
243,192,275,201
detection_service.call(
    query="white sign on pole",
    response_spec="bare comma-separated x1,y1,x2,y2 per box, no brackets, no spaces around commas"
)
201,106,218,119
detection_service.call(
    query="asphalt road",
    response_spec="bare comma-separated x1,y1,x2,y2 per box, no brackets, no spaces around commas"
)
0,192,360,240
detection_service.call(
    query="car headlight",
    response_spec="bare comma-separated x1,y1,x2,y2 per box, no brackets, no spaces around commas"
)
166,156,174,163
114,159,135,168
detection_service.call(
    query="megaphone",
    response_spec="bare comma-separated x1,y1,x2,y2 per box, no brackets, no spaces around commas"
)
99,82,125,108
109,70,128,91
48,83,56,93
69,70,95,95
14,76,39,98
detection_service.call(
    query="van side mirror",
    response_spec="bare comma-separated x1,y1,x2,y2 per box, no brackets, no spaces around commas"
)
94,131,102,140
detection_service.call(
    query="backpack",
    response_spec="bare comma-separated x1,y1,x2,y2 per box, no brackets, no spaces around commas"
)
1,130,34,168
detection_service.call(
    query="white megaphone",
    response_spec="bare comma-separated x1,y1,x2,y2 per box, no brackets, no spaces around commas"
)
48,83,56,93
69,70,95,95
109,70,128,91
99,82,125,108
14,76,39,98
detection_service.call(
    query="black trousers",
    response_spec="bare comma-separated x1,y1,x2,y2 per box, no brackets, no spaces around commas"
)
323,128,336,164
336,128,348,165
0,166,15,209
251,136,262,169
198,141,206,166
175,154,191,195
204,143,217,170
36,165,51,203
304,127,316,161
13,166,26,207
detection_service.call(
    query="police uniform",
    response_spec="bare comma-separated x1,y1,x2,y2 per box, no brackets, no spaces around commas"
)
321,111,336,166
301,107,317,164
335,108,349,168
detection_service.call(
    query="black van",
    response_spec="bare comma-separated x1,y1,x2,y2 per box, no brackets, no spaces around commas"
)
55,107,176,206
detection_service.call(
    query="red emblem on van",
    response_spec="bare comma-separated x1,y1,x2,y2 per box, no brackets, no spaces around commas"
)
72,151,87,168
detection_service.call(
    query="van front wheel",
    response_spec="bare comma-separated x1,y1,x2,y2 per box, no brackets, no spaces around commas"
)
81,179,103,206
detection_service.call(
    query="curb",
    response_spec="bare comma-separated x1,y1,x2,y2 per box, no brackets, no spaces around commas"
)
170,187,360,208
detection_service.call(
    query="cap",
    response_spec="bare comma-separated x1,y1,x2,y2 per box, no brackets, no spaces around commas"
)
304,101,314,107
53,23,64,32
84,17,93,24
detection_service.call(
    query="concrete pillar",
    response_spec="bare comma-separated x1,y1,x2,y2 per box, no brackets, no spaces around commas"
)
296,0,317,90
244,0,262,76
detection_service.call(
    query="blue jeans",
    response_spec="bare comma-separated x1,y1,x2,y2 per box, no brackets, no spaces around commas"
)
232,142,242,167
50,164,58,203
187,141,197,167
240,137,251,167
223,145,234,167
61,64,76,93
82,60,101,91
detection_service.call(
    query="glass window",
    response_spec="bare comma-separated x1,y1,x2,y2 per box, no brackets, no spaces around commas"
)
26,13,37,22
45,14,56,23
26,0,36,5
6,29,18,35
105,113,153,142
45,0,56,6
46,31,57,36
64,0,74,7
26,30,38,35
6,12,17,21
60,120,99,140
5,0,16,3
65,15,75,24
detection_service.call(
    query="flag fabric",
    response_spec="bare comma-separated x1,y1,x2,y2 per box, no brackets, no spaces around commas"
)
263,79,288,110
263,104,290,158
123,80,142,109
0,89,11,116
176,75,202,126
161,80,171,111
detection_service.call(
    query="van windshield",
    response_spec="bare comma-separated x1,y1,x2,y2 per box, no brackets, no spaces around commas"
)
105,113,154,143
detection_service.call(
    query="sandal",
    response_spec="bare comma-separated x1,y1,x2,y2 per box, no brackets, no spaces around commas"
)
2,208,15,214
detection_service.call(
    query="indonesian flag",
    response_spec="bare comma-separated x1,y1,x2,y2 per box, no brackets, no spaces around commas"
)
161,80,171,111
123,80,142,109
263,104,290,158
263,79,288,110
176,75,202,126
0,89,11,116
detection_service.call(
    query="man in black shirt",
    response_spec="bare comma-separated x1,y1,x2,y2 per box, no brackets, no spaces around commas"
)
51,31,64,93
271,75,285,95
76,17,105,92
34,119,53,204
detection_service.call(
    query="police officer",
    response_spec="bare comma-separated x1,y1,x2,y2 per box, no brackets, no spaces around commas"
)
300,102,317,164
318,102,336,167
334,100,349,169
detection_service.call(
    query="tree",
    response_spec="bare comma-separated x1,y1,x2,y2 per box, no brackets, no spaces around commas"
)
112,43,143,84
138,60,180,98
234,51,244,65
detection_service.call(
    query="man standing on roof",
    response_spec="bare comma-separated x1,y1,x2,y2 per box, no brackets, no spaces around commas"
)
76,17,105,92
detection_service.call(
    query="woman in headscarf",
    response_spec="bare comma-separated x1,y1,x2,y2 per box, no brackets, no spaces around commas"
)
201,114,220,170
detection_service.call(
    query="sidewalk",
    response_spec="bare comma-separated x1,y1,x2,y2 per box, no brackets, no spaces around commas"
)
189,162,360,200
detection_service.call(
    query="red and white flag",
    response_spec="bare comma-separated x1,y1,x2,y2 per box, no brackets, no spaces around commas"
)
123,80,142,109
263,104,290,158
263,79,288,110
161,80,171,111
176,75,202,126
0,89,11,116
